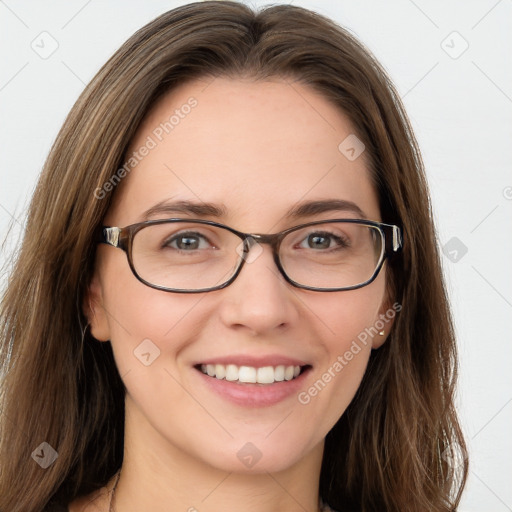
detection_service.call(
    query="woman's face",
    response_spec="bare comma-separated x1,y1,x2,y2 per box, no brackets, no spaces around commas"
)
88,77,393,473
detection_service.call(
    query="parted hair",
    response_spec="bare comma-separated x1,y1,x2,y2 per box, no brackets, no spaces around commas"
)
0,2,467,511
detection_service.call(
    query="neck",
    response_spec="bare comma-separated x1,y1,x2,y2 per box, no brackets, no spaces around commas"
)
113,397,325,512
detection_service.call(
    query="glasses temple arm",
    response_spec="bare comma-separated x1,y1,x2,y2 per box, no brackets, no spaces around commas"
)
95,226,122,247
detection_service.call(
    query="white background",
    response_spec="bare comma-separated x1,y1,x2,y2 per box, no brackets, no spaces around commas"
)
0,1,511,510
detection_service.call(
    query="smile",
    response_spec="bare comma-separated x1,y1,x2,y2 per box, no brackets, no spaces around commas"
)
198,363,305,384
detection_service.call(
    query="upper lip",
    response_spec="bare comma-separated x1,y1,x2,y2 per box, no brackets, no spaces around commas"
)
194,354,310,368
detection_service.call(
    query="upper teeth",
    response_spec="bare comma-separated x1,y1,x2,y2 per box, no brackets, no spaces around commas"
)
200,364,301,384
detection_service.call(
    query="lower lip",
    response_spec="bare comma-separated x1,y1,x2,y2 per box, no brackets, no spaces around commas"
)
194,366,312,407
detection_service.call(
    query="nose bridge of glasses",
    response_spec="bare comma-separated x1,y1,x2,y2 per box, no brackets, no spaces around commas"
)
241,232,282,256
233,232,287,290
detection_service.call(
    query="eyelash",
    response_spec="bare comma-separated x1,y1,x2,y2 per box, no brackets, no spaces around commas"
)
163,230,350,251
163,231,215,250
296,231,350,250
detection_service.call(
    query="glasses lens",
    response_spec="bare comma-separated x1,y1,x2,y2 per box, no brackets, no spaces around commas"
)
131,221,384,291
132,222,242,291
280,222,384,289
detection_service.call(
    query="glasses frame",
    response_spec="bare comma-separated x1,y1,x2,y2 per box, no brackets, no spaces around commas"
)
97,218,402,293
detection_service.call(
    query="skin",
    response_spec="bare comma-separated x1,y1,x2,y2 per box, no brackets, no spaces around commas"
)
71,77,394,512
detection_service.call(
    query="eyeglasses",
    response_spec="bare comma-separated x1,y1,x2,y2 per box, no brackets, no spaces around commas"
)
97,218,402,293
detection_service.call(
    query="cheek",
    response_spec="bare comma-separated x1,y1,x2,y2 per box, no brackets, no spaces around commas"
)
296,282,385,424
305,275,385,352
100,256,206,377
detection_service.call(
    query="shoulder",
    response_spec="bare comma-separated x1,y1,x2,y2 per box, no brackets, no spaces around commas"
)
45,485,109,512
321,503,359,512
320,500,339,512
47,473,119,512
67,488,109,512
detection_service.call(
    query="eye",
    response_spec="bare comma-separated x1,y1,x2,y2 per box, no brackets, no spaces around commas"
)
298,231,349,250
163,231,213,251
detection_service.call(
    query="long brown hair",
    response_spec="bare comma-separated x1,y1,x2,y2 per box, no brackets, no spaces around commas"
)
0,2,467,510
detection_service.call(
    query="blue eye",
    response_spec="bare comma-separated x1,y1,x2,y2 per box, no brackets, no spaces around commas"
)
164,231,211,251
298,231,349,250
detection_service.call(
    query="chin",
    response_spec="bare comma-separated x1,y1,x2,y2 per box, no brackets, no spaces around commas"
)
195,435,316,474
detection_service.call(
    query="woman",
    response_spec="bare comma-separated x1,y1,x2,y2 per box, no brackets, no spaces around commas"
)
0,2,467,511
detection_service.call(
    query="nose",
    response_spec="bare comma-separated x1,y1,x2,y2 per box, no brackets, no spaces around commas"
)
217,241,300,336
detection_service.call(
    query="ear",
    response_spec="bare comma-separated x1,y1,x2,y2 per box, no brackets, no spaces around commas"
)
371,295,399,349
83,273,111,342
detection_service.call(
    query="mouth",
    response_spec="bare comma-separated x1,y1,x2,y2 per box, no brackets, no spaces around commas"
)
194,363,311,385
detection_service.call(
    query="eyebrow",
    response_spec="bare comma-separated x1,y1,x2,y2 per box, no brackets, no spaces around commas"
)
140,198,368,222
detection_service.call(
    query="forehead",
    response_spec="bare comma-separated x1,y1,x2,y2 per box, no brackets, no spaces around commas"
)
107,77,379,228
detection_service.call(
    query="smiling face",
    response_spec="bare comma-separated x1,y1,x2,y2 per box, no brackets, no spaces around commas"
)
86,77,394,475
